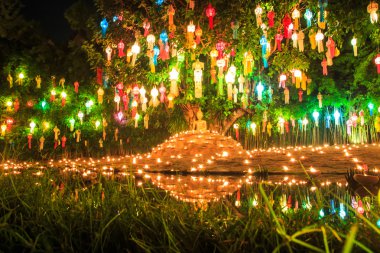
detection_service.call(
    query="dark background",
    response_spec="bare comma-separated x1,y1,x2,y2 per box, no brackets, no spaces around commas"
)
21,0,77,43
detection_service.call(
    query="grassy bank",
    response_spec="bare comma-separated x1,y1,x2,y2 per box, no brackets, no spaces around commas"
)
0,168,379,252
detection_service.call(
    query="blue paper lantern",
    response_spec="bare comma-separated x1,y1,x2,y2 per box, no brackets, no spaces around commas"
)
153,46,160,66
160,30,168,44
100,18,108,38
156,0,165,6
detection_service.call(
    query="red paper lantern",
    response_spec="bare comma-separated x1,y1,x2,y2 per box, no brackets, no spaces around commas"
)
282,14,292,39
216,41,226,59
206,4,216,29
267,10,275,27
375,54,380,74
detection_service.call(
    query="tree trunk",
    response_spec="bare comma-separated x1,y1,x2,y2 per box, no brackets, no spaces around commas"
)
221,108,251,135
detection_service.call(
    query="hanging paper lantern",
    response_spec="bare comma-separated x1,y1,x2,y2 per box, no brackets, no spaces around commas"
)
267,9,275,28
159,30,169,61
375,54,380,74
95,120,101,129
260,35,268,68
188,0,195,10
304,9,313,27
61,91,67,107
167,94,174,108
168,5,175,26
125,48,131,63
233,85,238,103
282,14,292,39
256,82,264,101
339,203,346,219
73,81,79,93
275,33,284,52
97,87,104,104
279,74,287,88
318,0,328,22
254,5,263,27
215,41,225,59
146,35,155,52
312,111,320,126
368,103,374,116
298,89,303,102
118,40,125,57
317,92,323,108
131,42,141,66
153,46,160,67
291,31,298,48
334,110,340,125
193,60,204,98
106,46,112,62
143,19,150,37
351,37,358,56
233,124,239,140
156,0,164,6
195,26,202,45
169,68,179,97
140,86,148,112
367,2,379,23
50,89,56,102
294,69,302,88
205,4,216,29
210,49,218,67
225,71,234,101
1,123,7,136
159,83,167,103
292,8,300,30
243,51,253,76
78,111,84,124
29,121,36,134
216,59,225,96
321,58,328,75
315,30,325,53
238,75,245,92
187,21,195,46
150,87,160,107
130,100,138,118
100,18,108,38
296,30,304,52
326,37,335,59
309,29,317,50
68,118,75,132
114,94,120,111
27,134,33,149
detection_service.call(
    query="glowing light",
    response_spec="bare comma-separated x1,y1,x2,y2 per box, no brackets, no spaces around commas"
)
18,73,25,79
95,120,101,129
319,208,325,218
78,111,84,124
339,203,346,219
30,121,36,133
117,111,123,121
85,100,94,108
312,111,320,121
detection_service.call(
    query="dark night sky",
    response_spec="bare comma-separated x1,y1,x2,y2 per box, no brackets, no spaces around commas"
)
21,0,77,43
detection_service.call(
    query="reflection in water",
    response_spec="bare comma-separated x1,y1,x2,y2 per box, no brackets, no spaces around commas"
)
142,171,379,218
144,173,243,203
